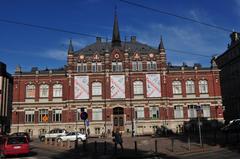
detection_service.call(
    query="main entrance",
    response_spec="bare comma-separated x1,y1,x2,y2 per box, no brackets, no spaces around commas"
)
113,107,124,131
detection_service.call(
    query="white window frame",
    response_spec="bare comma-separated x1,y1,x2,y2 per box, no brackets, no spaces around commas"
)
201,104,210,117
135,107,145,119
149,106,159,119
53,84,63,97
92,108,102,121
25,110,35,123
174,105,184,119
77,63,87,72
188,105,197,118
132,61,142,71
92,82,102,96
26,84,35,98
186,80,195,94
39,84,49,98
199,80,208,94
172,81,182,95
112,62,123,72
39,109,48,123
133,81,143,95
147,61,157,71
52,109,62,122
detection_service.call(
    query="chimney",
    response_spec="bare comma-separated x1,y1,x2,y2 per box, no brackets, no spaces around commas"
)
96,37,102,43
131,36,136,43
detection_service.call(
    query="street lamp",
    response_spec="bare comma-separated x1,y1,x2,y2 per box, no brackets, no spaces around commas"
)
197,105,203,147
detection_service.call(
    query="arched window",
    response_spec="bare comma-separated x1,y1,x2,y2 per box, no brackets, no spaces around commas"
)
53,84,63,97
186,80,195,94
92,82,102,96
133,81,143,95
199,80,208,94
172,81,182,95
26,84,35,98
39,84,49,98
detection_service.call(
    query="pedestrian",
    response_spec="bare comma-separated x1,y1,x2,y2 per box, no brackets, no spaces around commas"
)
114,128,123,152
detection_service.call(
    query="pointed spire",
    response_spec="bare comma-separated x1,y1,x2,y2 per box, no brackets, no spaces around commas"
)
159,36,165,52
68,39,74,54
112,6,121,47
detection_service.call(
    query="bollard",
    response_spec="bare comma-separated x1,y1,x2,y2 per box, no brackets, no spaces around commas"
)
155,140,158,153
44,138,48,145
75,139,78,149
94,141,97,153
214,130,217,145
188,136,191,151
134,141,137,153
54,139,58,147
67,140,71,149
171,138,174,152
49,138,53,145
104,141,107,155
60,140,64,147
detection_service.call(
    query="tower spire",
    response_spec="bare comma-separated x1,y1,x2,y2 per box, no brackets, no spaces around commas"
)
112,6,121,47
159,36,165,52
68,39,74,54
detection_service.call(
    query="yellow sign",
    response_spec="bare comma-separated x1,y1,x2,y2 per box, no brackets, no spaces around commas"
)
42,115,48,122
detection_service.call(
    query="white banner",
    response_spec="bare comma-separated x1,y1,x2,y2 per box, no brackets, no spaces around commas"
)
146,74,161,97
74,76,89,99
110,75,125,98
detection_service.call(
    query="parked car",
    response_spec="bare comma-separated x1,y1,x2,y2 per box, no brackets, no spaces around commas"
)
39,128,67,142
56,132,87,142
221,119,240,132
0,136,30,157
10,132,31,142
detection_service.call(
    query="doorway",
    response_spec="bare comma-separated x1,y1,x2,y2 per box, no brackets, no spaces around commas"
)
113,107,124,131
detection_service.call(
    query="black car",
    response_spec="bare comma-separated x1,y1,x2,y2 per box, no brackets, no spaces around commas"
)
10,132,31,142
221,119,240,132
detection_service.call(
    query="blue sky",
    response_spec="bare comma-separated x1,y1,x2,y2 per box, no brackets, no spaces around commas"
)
0,0,239,73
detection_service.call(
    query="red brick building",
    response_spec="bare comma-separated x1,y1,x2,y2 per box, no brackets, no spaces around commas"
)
11,14,223,137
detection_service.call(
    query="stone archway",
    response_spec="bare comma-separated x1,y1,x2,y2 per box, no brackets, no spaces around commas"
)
113,107,124,131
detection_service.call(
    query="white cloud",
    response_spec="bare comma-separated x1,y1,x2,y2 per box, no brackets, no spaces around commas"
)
43,49,67,61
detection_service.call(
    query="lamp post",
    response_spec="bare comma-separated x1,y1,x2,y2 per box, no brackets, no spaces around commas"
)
75,110,78,148
197,106,203,147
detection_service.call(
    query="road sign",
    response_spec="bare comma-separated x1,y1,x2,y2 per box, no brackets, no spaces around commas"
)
80,112,88,120
85,119,90,127
42,115,48,122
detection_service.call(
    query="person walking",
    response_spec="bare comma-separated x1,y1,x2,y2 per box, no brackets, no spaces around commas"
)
114,128,123,153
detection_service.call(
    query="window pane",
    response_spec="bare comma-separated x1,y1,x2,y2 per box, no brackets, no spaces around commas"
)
26,85,35,98
92,108,102,120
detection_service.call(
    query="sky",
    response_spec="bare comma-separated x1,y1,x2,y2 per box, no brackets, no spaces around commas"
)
0,0,239,73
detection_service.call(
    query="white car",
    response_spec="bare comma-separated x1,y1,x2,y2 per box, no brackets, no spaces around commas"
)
39,128,67,142
57,132,86,142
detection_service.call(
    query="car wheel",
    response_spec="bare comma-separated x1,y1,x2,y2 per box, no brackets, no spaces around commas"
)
57,138,62,143
40,136,45,142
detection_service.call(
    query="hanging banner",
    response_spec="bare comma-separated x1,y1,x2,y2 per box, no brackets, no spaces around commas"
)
146,74,161,97
110,75,125,98
74,76,89,99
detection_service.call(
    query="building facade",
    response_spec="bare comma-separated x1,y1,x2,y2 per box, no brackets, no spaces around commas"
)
11,15,223,137
0,62,13,135
216,32,240,123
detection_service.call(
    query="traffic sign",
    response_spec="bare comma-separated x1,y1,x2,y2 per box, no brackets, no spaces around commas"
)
42,115,48,122
80,112,88,120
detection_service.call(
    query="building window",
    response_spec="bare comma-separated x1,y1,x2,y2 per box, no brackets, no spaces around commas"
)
77,63,87,72
199,80,208,94
149,106,159,119
188,105,197,118
91,62,102,72
174,105,183,119
147,61,157,70
52,109,62,122
172,81,182,95
202,104,210,117
133,81,143,95
92,108,102,120
26,84,35,98
39,109,48,123
77,108,87,121
95,128,101,135
132,61,142,71
25,110,35,123
53,84,62,97
92,82,102,96
186,80,195,94
39,84,49,98
135,107,144,119
112,62,122,72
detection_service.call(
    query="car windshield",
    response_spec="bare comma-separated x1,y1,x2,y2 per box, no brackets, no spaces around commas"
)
7,137,27,145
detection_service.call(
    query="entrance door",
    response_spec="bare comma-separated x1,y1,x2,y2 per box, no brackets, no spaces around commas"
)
113,107,124,131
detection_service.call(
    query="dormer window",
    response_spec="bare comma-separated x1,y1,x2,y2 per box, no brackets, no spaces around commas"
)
112,62,122,72
77,62,87,72
147,61,157,71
